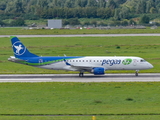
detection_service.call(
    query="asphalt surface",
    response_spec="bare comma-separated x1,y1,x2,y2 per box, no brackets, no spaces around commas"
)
0,73,159,82
1,34,160,38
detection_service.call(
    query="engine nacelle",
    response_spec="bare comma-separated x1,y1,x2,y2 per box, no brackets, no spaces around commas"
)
92,67,105,75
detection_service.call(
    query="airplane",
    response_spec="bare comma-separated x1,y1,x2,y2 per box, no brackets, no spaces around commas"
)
8,36,153,77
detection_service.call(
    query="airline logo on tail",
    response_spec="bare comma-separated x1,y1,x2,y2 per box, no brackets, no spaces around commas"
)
12,41,26,56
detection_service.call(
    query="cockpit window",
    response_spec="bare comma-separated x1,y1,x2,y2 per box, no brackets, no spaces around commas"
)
140,59,146,62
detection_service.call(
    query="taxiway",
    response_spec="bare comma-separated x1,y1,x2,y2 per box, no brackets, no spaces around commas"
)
1,34,160,38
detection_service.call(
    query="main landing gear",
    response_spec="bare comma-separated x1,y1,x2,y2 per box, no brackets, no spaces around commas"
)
79,72,84,77
79,70,84,77
135,70,139,76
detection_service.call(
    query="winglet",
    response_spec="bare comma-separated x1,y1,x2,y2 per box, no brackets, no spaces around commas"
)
10,36,16,39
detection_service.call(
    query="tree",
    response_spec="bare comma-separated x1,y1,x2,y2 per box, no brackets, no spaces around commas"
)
10,18,25,26
146,0,155,13
64,8,73,19
83,21,90,26
107,0,117,9
136,0,146,14
140,15,150,24
155,0,160,5
156,3,160,13
72,8,81,18
129,19,137,26
121,20,128,26
62,19,69,25
52,0,58,7
0,20,5,26
5,1,15,14
90,20,97,27
64,0,72,8
87,0,97,7
97,8,112,19
12,0,25,14
150,7,157,13
114,8,120,20
0,1,6,11
76,0,87,7
97,0,107,8
114,0,127,4
0,0,159,22
36,0,49,9
68,18,80,25
83,7,97,18
119,6,130,19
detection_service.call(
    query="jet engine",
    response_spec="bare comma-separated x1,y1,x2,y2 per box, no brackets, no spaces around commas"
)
91,67,105,75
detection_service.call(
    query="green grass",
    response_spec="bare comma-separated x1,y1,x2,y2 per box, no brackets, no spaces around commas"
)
1,36,159,74
1,115,160,120
1,27,160,35
0,82,160,120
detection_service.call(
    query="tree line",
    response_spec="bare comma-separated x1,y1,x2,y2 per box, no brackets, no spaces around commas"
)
0,0,160,26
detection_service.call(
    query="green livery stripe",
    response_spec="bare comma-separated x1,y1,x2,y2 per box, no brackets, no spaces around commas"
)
18,58,74,66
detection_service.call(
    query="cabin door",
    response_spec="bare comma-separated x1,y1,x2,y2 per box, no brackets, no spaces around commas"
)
39,59,43,65
133,59,137,66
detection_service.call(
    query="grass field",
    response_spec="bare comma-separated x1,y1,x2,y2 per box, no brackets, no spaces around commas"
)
0,29,160,119
0,82,160,120
1,115,160,120
1,27,160,35
1,36,159,74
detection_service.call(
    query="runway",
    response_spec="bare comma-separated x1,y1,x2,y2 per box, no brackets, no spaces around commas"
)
0,73,160,82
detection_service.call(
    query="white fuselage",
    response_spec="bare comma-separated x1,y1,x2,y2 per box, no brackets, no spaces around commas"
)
38,56,153,71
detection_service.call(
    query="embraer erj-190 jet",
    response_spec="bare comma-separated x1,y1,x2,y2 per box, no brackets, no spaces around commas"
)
8,36,153,77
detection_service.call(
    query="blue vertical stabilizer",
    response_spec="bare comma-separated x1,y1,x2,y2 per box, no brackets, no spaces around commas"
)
10,36,39,58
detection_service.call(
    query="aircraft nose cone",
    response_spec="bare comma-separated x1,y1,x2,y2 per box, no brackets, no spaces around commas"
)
148,63,154,69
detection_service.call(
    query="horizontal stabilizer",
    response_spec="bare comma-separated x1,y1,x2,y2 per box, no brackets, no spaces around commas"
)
8,56,26,62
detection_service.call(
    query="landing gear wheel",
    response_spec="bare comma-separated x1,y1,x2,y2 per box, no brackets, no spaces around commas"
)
79,73,84,77
135,70,139,76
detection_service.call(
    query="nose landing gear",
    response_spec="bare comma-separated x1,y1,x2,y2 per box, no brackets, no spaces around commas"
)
135,70,139,76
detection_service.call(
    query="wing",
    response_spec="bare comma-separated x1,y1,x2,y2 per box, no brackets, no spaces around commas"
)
63,59,101,72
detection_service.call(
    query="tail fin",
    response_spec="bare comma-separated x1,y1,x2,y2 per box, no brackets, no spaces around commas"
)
10,36,39,58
